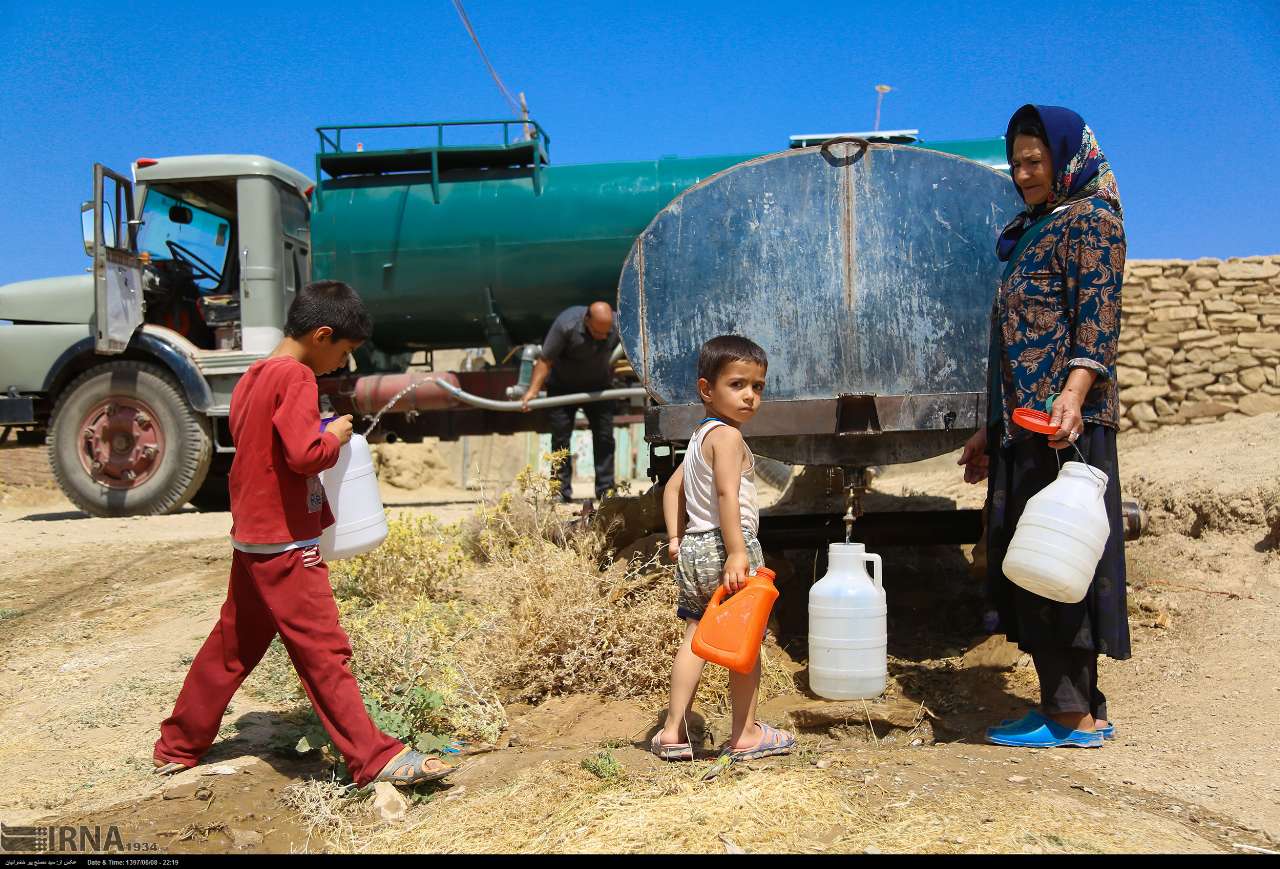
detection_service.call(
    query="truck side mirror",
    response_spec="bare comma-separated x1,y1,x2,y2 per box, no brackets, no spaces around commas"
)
81,201,94,256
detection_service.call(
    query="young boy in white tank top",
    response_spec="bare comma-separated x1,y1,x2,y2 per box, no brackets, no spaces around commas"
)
652,336,796,762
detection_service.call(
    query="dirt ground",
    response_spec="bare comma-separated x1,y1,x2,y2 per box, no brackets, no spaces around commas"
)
1,414,1277,854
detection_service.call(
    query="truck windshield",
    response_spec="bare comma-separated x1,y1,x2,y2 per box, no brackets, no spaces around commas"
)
136,191,231,292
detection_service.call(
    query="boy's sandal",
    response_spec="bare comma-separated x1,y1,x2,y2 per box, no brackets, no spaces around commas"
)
650,732,694,762
723,722,796,761
153,761,192,776
374,748,459,787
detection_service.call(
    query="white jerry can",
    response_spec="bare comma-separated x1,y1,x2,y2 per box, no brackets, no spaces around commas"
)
318,433,389,561
1002,461,1110,604
808,542,887,700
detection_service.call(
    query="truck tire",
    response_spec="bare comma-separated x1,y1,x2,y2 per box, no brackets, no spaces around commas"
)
755,456,795,491
190,467,231,513
48,360,212,517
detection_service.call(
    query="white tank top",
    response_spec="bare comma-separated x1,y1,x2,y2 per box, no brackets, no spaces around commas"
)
683,419,759,536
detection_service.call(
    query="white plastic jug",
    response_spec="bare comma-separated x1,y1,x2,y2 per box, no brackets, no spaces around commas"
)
318,433,389,561
1002,461,1109,604
808,542,887,700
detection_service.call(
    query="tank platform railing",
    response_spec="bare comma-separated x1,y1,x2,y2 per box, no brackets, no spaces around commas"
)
314,120,552,204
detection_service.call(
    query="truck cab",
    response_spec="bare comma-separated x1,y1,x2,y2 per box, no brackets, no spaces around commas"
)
0,156,312,515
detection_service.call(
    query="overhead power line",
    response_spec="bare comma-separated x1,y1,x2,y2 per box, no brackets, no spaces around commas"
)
451,0,525,118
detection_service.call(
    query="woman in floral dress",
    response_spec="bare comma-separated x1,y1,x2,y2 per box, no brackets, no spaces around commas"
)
958,104,1131,749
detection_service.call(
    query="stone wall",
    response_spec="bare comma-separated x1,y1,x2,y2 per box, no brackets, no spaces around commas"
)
1118,255,1280,431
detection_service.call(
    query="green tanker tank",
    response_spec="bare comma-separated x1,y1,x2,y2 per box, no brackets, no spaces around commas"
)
309,120,1008,358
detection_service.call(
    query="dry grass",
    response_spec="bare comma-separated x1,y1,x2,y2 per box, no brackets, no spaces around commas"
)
281,754,1206,854
279,778,366,853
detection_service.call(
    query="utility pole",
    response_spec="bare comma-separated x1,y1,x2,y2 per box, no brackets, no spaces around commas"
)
874,84,892,132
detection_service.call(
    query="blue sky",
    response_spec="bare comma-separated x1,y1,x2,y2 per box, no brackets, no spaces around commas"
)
0,0,1276,285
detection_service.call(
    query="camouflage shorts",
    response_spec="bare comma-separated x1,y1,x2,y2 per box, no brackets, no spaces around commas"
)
675,528,764,619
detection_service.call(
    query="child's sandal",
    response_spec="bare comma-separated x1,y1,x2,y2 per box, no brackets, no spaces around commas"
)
373,748,459,787
723,722,796,761
650,732,694,761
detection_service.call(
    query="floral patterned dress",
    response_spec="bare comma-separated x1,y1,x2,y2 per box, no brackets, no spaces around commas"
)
984,197,1132,661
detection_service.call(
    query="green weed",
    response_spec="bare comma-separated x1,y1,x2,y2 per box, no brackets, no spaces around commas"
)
580,750,625,783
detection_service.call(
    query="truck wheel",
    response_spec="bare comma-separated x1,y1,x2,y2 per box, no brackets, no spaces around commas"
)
48,361,212,517
190,467,231,512
755,456,795,491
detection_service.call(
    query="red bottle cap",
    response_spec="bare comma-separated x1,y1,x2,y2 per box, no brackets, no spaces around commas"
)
1011,407,1058,435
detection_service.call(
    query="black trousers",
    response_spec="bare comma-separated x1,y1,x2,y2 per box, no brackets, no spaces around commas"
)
546,397,615,501
1032,647,1108,721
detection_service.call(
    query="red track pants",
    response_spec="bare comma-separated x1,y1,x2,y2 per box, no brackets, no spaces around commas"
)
154,548,404,787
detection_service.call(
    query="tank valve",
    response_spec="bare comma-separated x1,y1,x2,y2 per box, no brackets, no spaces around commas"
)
840,467,870,544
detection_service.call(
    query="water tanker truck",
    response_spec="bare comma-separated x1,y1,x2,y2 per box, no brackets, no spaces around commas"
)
0,119,1009,518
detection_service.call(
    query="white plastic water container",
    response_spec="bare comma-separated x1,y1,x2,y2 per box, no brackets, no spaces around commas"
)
1002,461,1110,604
808,542,887,700
318,433,389,561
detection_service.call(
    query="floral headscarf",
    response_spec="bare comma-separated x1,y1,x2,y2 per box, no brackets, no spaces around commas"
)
996,104,1123,261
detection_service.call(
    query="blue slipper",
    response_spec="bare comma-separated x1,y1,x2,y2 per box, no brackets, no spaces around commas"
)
986,712,1104,748
997,711,1115,740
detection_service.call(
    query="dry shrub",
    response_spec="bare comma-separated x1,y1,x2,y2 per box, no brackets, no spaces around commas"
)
460,461,571,562
459,464,793,711
330,514,468,603
449,459,681,701
479,542,684,701
341,596,507,743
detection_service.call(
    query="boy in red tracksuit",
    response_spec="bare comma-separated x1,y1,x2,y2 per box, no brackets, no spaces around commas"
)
154,280,453,789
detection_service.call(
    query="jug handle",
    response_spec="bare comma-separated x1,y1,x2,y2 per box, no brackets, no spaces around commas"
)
864,553,883,589
706,585,728,611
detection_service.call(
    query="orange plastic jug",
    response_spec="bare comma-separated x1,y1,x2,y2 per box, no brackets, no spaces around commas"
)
691,567,779,674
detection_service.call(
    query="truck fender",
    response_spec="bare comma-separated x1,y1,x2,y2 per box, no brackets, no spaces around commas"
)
42,332,214,414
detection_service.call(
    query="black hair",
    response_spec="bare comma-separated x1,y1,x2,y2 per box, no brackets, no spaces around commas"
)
284,280,373,343
1009,106,1049,148
697,334,768,384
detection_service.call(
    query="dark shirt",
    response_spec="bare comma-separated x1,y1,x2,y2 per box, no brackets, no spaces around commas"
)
541,305,620,393
988,198,1125,448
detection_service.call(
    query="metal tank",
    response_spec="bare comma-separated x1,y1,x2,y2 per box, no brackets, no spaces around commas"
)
309,121,751,355
617,138,1026,469
308,121,1008,358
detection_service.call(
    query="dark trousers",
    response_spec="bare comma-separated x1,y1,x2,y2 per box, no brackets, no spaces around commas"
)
155,549,404,787
1032,646,1109,722
546,397,615,501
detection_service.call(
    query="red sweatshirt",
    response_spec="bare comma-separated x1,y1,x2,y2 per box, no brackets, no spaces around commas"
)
228,355,338,544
